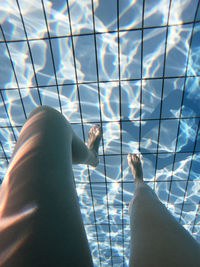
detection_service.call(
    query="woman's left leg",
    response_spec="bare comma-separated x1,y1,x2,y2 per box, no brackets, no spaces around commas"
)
127,154,200,267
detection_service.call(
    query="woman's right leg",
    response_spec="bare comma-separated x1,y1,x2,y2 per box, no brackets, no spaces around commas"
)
127,154,200,267
0,106,101,267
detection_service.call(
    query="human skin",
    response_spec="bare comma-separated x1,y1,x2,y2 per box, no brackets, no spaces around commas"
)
0,106,102,267
127,154,200,267
1,105,199,266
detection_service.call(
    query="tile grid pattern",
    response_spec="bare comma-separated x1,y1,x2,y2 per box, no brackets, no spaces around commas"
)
0,0,200,266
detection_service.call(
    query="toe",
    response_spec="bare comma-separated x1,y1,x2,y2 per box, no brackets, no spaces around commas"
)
94,125,101,137
127,153,141,167
134,154,139,162
127,153,133,165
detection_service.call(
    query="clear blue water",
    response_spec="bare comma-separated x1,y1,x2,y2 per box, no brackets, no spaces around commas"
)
0,0,200,266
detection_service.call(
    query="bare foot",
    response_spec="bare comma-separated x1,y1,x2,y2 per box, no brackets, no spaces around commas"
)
127,153,143,182
87,125,102,167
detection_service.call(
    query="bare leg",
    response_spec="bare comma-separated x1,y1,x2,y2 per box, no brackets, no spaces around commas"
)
128,154,200,267
0,106,102,267
72,124,102,167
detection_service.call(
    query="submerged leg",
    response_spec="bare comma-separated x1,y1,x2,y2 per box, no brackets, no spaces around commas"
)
0,106,102,267
72,124,102,167
127,153,200,267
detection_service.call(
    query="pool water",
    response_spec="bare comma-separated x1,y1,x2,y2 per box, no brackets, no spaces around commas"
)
0,0,200,266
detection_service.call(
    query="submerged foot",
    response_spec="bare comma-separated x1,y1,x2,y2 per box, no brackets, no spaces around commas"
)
127,153,143,183
87,125,102,167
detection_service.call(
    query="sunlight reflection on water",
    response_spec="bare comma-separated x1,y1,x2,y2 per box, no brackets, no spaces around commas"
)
0,0,200,265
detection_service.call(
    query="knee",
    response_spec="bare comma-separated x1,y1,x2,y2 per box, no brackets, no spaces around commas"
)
28,105,61,120
26,106,73,139
28,105,72,138
28,105,70,127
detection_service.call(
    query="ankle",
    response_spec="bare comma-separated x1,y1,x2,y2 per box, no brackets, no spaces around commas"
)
134,176,143,184
87,150,99,167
